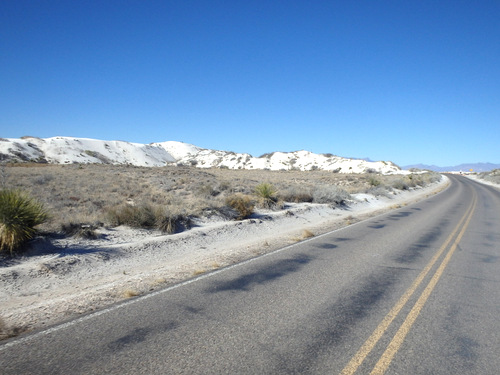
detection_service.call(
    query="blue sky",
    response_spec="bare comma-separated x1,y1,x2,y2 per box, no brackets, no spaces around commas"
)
1,1,499,166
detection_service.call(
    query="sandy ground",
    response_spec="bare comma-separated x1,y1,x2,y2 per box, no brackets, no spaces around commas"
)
465,174,500,189
0,177,449,338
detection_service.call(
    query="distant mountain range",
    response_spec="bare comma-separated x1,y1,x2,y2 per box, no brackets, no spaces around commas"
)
403,163,500,172
0,136,402,174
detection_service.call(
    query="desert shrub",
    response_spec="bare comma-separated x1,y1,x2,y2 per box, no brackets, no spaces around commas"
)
482,169,500,184
278,187,313,203
106,203,193,234
255,182,276,200
428,172,442,183
312,186,351,205
33,174,54,185
105,204,156,228
368,176,381,187
196,184,220,198
225,194,254,219
155,209,191,234
392,179,409,190
254,183,279,209
416,172,441,185
0,189,48,253
365,185,391,197
61,222,99,239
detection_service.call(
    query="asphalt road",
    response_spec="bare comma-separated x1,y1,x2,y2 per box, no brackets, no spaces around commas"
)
1,175,499,374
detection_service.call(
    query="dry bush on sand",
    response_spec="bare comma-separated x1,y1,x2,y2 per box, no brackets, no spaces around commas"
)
225,194,255,219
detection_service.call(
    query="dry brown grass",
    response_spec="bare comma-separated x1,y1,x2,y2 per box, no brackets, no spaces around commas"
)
302,229,315,238
0,163,440,234
123,289,140,298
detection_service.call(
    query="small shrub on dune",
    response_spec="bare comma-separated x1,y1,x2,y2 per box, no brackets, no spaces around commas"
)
105,204,156,228
368,176,381,187
0,189,48,254
106,203,192,234
155,210,191,234
225,194,254,219
196,184,220,198
255,183,277,200
61,222,99,239
254,183,279,209
365,186,391,197
312,186,351,206
392,179,409,191
278,187,313,203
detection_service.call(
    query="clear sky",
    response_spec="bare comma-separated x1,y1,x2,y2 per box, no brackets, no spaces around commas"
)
1,1,499,166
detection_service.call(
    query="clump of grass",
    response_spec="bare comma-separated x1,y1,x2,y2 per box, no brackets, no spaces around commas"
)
155,209,191,234
345,215,355,225
105,204,157,228
278,187,313,203
391,179,409,190
196,184,221,198
61,222,100,239
225,194,254,219
312,186,350,206
123,289,140,298
365,185,391,197
106,203,191,234
368,176,381,187
0,189,48,254
302,229,315,238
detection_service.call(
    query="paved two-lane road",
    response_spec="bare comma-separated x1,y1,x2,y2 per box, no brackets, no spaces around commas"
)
2,175,499,374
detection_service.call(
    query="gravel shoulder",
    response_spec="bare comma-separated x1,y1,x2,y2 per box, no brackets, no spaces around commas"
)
1,177,449,338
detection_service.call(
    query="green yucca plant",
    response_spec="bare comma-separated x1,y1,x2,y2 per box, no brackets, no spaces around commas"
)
254,183,278,209
254,183,277,200
0,189,48,253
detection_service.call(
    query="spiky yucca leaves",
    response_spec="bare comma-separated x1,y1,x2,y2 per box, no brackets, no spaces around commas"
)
0,189,48,253
254,183,278,209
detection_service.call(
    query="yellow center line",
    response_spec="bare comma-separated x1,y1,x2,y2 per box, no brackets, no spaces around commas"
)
340,195,477,375
370,195,476,374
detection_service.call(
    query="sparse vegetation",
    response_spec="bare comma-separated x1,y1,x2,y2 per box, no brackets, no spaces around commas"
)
106,204,157,229
478,169,500,185
391,178,409,190
0,163,442,245
312,186,351,205
368,176,381,187
254,182,280,209
302,229,315,238
123,289,140,298
225,194,254,219
0,189,48,254
61,222,99,239
278,186,313,203
155,209,191,234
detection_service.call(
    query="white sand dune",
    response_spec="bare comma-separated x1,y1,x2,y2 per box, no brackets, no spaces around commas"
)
1,136,403,174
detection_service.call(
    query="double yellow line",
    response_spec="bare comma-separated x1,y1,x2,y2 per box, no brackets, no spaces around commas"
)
341,193,477,375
